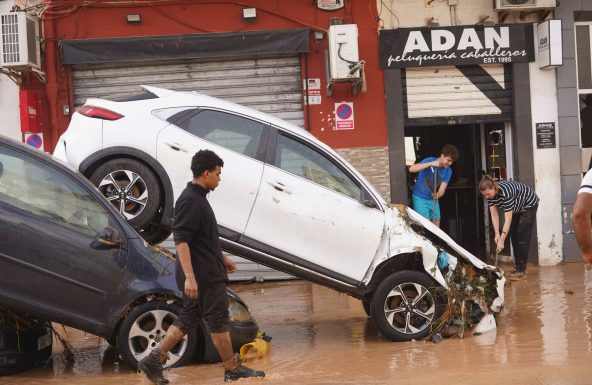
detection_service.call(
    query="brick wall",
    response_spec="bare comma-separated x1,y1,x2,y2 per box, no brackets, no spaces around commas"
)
336,146,391,203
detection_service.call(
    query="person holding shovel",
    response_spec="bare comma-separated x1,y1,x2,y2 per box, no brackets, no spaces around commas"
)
479,175,539,280
409,144,459,227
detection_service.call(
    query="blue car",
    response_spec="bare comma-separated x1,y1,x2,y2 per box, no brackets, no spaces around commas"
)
0,135,258,369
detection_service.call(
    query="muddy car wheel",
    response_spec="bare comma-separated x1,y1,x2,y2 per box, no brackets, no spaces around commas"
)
371,271,443,341
362,297,372,317
117,300,197,369
90,159,162,233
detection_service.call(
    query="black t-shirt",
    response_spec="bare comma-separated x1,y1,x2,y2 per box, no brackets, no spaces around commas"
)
172,182,228,288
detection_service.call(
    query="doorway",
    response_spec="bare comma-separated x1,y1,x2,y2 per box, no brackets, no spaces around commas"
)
405,124,485,259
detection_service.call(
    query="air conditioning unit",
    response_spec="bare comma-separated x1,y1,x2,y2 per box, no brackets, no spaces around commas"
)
0,12,41,69
328,24,360,80
494,0,556,11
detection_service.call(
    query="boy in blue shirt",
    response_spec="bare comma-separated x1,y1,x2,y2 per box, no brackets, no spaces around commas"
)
409,144,459,227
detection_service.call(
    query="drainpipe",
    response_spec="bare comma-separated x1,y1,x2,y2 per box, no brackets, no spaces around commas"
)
43,14,59,152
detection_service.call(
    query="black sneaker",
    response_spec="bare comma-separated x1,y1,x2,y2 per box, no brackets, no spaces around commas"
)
224,364,265,382
138,351,169,385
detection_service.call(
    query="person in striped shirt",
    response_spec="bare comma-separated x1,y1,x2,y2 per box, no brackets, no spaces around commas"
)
479,175,539,280
573,169,592,266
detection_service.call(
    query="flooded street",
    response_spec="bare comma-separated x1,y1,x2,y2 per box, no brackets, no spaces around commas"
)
3,262,592,385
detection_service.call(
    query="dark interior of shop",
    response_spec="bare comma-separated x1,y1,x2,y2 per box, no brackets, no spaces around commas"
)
405,124,486,259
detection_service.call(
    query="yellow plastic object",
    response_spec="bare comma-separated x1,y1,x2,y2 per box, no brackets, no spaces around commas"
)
240,331,270,360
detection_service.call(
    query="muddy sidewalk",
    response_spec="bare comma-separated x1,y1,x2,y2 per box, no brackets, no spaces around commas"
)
3,263,592,385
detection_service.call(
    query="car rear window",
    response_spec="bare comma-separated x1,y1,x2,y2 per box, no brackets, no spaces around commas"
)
104,90,159,102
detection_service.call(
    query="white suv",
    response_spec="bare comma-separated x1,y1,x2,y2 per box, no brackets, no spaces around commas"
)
54,86,504,341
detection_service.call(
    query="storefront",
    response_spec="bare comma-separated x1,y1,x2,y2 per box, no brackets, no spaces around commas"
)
380,24,536,260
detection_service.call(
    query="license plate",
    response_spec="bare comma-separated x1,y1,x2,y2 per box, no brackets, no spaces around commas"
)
37,330,52,351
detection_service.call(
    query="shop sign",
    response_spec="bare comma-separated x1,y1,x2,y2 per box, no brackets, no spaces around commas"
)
379,24,534,69
317,0,344,11
334,102,354,130
535,122,556,149
537,20,562,69
303,78,322,105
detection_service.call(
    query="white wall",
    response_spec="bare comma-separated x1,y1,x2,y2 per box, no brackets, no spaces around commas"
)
530,25,563,266
381,0,539,29
0,1,21,141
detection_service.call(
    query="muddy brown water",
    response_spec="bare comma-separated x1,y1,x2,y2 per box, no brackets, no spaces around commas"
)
3,263,592,385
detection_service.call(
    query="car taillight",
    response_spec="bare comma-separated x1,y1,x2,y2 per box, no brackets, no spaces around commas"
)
78,105,124,120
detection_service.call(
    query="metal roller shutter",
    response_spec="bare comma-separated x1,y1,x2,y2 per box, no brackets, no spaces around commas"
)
72,55,303,281
403,64,512,125
72,55,304,127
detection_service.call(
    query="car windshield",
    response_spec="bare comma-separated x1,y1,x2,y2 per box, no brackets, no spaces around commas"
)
0,145,110,237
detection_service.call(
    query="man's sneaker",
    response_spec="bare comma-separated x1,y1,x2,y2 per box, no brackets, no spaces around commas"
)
509,270,526,281
224,355,265,382
138,350,169,385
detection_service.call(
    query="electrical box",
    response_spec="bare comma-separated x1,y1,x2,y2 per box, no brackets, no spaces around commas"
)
19,89,48,133
494,0,556,11
328,24,360,80
0,12,41,69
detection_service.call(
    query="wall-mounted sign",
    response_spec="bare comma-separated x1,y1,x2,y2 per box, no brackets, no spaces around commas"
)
334,102,354,130
537,19,562,69
379,24,535,69
303,78,321,105
24,132,44,150
317,0,344,11
536,122,556,149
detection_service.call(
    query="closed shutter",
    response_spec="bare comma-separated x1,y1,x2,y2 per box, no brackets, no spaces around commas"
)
72,55,304,127
72,55,302,281
403,65,512,125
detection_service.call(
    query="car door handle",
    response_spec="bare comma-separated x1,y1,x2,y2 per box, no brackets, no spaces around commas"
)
164,142,188,152
266,180,291,194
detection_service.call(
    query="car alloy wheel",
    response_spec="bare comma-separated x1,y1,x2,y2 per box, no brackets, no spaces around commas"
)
117,301,197,369
100,169,148,220
370,270,443,341
90,158,162,238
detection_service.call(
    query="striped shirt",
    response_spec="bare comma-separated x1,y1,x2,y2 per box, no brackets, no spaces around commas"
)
487,180,539,213
578,169,592,196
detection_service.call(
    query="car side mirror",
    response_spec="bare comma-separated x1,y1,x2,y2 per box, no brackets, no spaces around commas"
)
362,199,378,209
97,226,121,247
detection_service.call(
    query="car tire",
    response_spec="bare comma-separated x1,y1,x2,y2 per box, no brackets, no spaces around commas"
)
117,300,197,369
139,225,172,245
361,297,372,317
90,159,162,233
370,270,443,342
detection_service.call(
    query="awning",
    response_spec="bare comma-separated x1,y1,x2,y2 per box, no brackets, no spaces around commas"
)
61,29,310,64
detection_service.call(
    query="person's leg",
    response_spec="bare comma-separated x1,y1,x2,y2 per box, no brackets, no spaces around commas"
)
513,205,538,276
434,201,441,228
412,195,433,222
139,296,199,385
508,212,520,274
204,283,264,382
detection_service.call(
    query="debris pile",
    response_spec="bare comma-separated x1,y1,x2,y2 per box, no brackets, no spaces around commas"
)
432,260,502,338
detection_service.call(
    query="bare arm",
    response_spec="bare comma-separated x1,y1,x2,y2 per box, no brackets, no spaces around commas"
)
223,253,237,274
573,193,592,266
489,205,500,240
176,242,198,299
496,211,513,252
409,159,439,173
434,182,448,199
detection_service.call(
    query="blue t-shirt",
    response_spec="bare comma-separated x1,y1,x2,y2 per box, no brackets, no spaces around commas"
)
411,157,452,200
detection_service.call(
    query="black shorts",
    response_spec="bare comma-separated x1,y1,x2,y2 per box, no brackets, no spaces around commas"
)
173,282,230,334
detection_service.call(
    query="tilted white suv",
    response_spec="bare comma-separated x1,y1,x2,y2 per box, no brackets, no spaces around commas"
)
54,86,505,341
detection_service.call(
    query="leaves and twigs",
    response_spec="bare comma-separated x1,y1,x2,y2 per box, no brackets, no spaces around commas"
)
430,262,500,339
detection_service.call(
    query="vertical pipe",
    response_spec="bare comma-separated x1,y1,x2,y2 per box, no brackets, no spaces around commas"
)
42,13,59,152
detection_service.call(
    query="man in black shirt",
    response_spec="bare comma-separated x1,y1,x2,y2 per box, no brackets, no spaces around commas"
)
139,150,264,384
